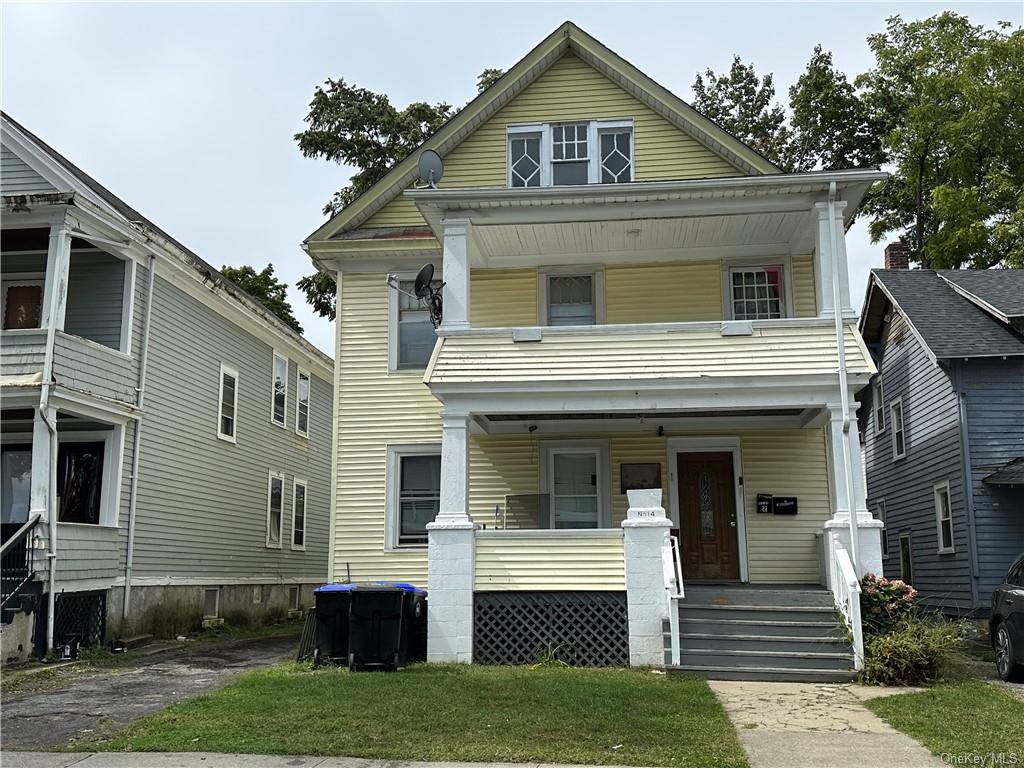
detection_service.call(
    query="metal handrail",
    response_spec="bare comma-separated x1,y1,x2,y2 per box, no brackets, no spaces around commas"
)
663,533,685,666
830,534,864,670
1,513,42,558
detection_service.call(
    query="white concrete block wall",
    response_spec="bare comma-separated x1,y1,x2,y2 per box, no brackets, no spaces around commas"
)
426,524,475,663
622,489,672,667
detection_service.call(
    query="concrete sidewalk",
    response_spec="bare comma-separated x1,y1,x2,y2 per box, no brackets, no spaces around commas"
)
708,680,943,768
5,756,633,768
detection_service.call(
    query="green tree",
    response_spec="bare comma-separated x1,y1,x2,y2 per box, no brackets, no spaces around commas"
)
221,264,303,333
476,68,505,93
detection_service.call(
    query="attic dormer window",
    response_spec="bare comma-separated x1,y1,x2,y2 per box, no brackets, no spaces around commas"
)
508,120,633,187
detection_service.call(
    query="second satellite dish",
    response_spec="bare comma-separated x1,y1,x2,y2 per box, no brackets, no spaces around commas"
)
417,149,444,188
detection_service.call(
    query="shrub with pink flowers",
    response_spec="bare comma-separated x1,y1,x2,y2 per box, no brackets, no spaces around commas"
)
859,572,918,636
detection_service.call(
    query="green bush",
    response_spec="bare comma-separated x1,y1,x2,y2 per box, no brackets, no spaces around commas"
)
861,617,966,685
860,572,917,635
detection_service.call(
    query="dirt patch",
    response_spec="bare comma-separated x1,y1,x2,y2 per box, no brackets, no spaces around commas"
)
1,634,298,750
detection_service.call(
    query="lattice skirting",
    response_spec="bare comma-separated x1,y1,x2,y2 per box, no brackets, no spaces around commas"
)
54,590,107,648
474,591,628,667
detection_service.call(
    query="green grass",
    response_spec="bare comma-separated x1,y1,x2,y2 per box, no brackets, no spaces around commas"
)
81,664,747,767
866,680,1024,758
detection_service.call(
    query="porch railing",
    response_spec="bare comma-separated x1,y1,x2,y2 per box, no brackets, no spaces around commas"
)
1,513,42,610
662,532,684,666
828,533,864,670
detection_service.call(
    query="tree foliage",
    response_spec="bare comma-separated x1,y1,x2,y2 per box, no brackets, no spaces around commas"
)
221,264,303,333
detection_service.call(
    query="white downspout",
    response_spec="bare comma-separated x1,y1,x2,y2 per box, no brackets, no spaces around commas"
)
827,181,860,573
122,254,156,620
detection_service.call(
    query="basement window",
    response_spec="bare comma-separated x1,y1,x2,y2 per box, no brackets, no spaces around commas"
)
508,120,633,187
203,588,220,619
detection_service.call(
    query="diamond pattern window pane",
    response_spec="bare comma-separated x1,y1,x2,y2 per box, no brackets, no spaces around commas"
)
600,131,632,183
699,471,714,537
510,136,541,187
731,266,784,320
548,275,594,325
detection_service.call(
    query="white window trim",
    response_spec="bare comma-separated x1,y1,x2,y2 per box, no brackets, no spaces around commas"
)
295,368,311,438
890,397,906,460
538,439,611,529
1,272,46,330
873,377,886,434
202,587,221,619
538,265,605,326
507,119,635,188
876,498,888,558
266,470,285,549
271,351,288,427
291,477,307,551
55,427,123,528
721,257,795,321
898,532,913,584
933,480,955,554
388,271,441,373
217,364,239,444
385,443,442,551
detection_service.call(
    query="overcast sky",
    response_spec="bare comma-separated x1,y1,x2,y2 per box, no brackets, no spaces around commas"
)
3,2,1020,355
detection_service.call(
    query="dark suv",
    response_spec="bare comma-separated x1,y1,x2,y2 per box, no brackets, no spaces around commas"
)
991,553,1024,682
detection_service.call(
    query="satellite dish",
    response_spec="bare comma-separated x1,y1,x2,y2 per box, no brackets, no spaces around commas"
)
417,149,444,188
413,263,435,299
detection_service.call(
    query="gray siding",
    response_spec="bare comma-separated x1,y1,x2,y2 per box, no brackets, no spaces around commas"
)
126,272,332,583
53,333,135,401
959,358,1024,598
862,310,973,611
1,329,46,376
0,145,55,194
55,524,120,583
65,251,126,349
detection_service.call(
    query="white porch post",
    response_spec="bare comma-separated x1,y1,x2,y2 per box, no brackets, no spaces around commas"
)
440,218,470,331
813,200,852,318
29,406,55,521
823,405,883,578
621,489,672,667
41,218,73,331
426,409,475,663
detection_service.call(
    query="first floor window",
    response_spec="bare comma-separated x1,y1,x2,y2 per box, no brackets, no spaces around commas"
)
2,277,43,330
891,399,906,459
292,480,306,549
548,449,602,529
546,274,595,326
1,445,32,524
267,472,284,547
730,266,785,320
934,482,954,553
876,499,888,558
272,352,288,426
899,533,913,584
296,369,310,437
396,280,440,369
57,442,105,525
218,365,239,441
396,452,440,547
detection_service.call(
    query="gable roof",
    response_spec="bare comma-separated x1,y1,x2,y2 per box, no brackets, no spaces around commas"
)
304,21,782,244
860,269,1024,360
937,270,1024,322
1,111,333,372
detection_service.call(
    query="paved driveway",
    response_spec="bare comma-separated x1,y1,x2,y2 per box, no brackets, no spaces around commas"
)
1,634,297,750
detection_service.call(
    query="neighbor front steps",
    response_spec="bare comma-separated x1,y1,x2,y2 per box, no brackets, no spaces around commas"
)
664,585,856,682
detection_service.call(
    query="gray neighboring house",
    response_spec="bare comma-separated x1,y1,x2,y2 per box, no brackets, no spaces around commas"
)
1,113,334,662
858,244,1024,616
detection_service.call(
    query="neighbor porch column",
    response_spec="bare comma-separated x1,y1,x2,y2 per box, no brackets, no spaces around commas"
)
823,405,883,577
813,200,852,318
426,409,475,663
621,489,672,667
440,218,470,331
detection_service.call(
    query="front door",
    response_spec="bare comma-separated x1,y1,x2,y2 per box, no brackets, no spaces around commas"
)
677,452,740,581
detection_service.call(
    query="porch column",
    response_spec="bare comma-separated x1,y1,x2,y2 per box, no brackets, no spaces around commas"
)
41,217,73,331
813,200,852,318
621,489,672,667
426,409,475,663
440,218,470,331
29,406,55,521
823,405,883,577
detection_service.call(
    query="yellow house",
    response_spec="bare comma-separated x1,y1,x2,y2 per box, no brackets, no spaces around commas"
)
305,22,885,680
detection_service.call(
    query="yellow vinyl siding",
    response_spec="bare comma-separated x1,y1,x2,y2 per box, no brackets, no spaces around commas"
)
605,261,721,323
470,268,539,327
792,255,817,317
474,534,625,591
365,53,742,228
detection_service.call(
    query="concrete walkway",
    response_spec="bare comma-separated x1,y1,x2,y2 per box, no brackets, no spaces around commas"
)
3,757,626,768
708,680,943,768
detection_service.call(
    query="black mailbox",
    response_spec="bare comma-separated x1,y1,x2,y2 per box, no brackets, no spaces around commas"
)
773,496,798,515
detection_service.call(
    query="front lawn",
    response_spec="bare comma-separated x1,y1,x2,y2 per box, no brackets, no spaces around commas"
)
865,680,1024,758
82,663,748,768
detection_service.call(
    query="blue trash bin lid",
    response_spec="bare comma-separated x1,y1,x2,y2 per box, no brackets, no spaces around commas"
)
314,581,425,594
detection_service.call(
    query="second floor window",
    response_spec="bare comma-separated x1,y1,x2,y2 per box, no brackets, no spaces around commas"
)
547,274,595,326
730,266,785,320
2,277,43,330
272,352,287,426
934,482,954,553
508,120,633,187
218,365,239,442
872,378,885,433
296,369,310,437
890,398,906,460
396,280,439,369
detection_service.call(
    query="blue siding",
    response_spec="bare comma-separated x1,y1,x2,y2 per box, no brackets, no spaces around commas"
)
959,358,1024,599
862,310,974,612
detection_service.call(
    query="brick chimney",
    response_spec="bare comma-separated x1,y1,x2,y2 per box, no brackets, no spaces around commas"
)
884,241,911,270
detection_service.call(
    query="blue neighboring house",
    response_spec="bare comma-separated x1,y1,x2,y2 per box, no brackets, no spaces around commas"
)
858,251,1024,616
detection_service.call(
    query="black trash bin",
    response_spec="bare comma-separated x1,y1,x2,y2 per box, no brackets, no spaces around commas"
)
312,583,355,665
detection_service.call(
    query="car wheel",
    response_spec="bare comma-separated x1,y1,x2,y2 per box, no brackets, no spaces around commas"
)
994,623,1024,683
